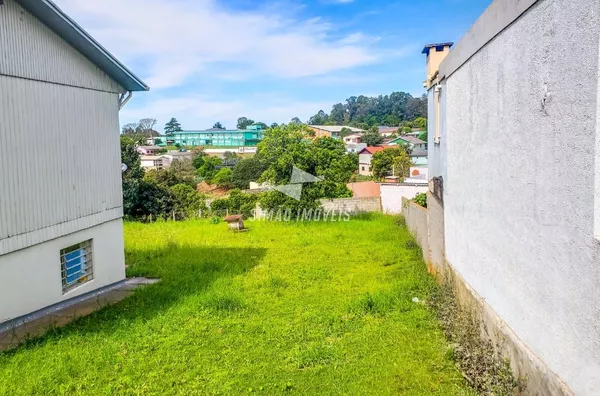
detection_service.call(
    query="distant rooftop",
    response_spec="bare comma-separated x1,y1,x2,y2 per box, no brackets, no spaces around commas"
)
410,150,428,157
391,135,426,145
422,42,454,55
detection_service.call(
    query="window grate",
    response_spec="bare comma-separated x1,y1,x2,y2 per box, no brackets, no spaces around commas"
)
60,240,93,293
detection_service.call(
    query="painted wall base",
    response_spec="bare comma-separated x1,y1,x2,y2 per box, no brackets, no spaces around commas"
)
0,219,126,324
402,200,573,395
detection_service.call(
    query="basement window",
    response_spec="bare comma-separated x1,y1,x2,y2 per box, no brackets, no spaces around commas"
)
60,240,94,293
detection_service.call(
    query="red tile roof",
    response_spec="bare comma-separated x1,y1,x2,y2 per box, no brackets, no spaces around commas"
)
359,146,395,155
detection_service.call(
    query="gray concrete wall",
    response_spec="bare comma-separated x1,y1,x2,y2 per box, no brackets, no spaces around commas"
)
320,197,381,213
426,194,445,275
401,199,429,264
443,0,600,393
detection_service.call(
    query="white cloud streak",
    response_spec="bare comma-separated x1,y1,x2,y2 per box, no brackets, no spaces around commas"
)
54,0,378,89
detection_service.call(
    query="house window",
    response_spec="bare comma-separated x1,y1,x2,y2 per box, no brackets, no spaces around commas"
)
361,166,366,171
60,240,93,293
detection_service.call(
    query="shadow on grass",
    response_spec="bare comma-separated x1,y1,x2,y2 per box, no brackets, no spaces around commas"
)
2,245,266,353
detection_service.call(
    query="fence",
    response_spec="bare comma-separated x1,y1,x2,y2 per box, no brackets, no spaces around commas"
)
320,196,381,213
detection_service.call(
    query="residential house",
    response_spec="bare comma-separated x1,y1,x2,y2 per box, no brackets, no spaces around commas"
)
378,126,398,138
160,151,193,167
358,146,386,176
389,135,427,150
140,156,164,171
308,125,364,139
346,143,367,154
409,150,428,167
343,133,362,145
0,0,147,324
161,124,264,147
412,0,600,393
136,146,162,155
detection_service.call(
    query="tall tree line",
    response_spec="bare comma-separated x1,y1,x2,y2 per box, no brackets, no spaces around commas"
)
308,92,427,127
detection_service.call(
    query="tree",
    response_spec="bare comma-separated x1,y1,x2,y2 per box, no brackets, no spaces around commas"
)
257,124,357,216
340,127,354,138
370,147,412,180
237,117,255,130
122,123,139,135
418,131,428,142
222,151,240,167
213,168,234,189
192,149,206,169
212,122,225,129
197,156,222,183
170,183,204,217
144,160,197,189
362,128,383,146
413,117,427,129
308,110,328,125
254,122,268,130
270,123,279,129
164,118,183,136
290,117,302,125
231,156,268,189
139,118,158,134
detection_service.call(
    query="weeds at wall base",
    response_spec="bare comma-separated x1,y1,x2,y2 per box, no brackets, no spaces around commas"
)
428,271,526,395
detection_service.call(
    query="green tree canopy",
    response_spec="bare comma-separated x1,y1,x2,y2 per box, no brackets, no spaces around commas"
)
413,117,427,129
370,147,412,180
231,156,268,189
257,124,357,215
212,122,225,129
362,128,383,146
237,117,255,130
213,168,234,189
164,117,183,136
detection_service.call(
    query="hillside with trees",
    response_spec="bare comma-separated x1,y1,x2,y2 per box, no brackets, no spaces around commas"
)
307,91,427,127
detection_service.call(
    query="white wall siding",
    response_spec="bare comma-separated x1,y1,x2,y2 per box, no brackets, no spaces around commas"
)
0,75,123,255
0,219,126,323
0,0,124,94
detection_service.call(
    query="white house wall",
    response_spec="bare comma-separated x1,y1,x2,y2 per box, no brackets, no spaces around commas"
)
0,0,124,94
0,219,126,323
442,0,600,393
0,75,123,255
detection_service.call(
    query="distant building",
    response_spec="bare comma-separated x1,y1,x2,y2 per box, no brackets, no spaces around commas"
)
346,143,367,154
378,126,398,137
389,135,427,150
409,150,428,167
343,133,363,145
140,156,164,171
358,146,387,176
160,152,193,167
160,124,265,147
0,0,147,325
136,146,162,156
308,125,365,139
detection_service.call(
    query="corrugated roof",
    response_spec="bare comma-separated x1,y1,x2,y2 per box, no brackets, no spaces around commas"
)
15,0,148,92
391,135,426,145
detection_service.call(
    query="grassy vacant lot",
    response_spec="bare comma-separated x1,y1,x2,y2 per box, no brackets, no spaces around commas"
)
0,215,470,395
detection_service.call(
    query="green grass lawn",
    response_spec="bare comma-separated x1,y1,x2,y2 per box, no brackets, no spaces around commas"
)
0,215,470,395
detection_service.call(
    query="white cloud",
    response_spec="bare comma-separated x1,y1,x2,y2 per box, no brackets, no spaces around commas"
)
54,0,378,89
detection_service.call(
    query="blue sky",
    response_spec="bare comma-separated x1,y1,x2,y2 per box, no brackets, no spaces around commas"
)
55,0,490,131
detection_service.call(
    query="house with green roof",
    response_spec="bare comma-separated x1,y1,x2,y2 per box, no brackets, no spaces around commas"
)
389,135,427,150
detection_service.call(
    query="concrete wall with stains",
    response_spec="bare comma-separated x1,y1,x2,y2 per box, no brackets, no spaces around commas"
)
442,0,600,393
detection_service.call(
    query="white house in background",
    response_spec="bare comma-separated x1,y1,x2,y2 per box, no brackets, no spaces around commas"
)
0,0,147,325
378,126,398,138
160,151,193,167
343,133,362,145
358,146,386,176
346,143,367,154
140,156,164,171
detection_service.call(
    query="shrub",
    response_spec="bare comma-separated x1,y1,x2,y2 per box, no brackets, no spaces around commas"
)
413,192,427,208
